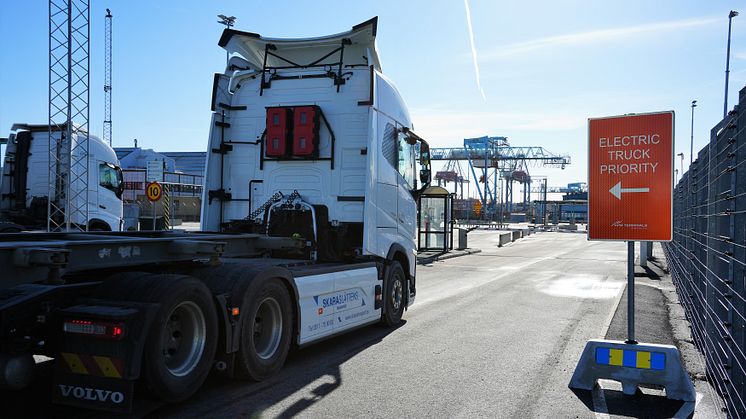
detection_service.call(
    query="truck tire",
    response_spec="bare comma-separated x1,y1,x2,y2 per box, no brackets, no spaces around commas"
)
235,277,293,381
0,222,23,233
381,261,405,326
96,273,218,402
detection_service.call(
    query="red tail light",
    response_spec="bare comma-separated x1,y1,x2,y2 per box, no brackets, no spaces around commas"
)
292,105,320,157
63,319,125,340
265,107,292,157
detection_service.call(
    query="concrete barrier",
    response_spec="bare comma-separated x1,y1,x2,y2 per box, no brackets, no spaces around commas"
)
498,232,512,247
511,230,521,242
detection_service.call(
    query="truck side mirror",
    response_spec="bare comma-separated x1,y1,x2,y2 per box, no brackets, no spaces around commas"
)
420,169,431,185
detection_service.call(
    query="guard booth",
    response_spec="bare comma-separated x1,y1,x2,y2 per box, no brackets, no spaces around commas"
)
418,186,454,252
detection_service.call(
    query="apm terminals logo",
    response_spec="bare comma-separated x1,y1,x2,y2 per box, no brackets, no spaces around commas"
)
611,220,648,230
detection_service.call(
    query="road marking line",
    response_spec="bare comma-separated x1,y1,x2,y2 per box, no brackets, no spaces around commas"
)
672,392,702,419
592,382,610,419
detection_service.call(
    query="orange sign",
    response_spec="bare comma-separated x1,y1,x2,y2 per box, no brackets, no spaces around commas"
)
146,181,162,202
473,200,482,215
588,112,673,241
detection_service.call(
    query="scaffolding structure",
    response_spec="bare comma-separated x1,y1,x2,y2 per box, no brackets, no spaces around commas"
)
103,8,112,146
47,0,91,231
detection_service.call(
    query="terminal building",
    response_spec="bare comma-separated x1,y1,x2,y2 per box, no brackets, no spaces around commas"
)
114,146,206,228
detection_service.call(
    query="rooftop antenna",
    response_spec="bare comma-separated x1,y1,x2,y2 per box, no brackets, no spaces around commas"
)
104,8,112,146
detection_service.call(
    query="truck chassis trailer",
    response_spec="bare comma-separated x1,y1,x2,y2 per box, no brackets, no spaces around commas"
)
0,230,409,412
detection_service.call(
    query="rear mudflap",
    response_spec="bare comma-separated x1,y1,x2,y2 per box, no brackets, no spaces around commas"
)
50,300,157,413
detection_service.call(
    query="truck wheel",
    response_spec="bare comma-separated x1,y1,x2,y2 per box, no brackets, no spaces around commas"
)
0,222,23,233
235,278,292,381
381,261,406,326
96,273,218,402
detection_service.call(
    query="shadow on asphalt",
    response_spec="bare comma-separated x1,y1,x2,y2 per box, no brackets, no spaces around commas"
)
635,265,662,280
0,321,404,419
570,387,690,418
150,320,406,418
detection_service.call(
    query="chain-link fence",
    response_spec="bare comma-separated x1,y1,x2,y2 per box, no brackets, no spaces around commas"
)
663,88,746,418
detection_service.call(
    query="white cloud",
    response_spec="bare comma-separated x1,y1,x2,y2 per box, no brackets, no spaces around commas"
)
480,16,720,62
410,107,585,147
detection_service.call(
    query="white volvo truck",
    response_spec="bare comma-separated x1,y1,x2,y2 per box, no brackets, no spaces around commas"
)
0,17,430,413
0,123,124,232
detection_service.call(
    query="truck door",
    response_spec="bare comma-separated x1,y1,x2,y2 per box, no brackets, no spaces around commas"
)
362,115,400,257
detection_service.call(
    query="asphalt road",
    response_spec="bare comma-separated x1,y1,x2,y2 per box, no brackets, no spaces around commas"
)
5,230,711,418
152,230,636,418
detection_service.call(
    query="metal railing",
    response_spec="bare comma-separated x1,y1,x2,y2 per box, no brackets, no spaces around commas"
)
663,94,745,418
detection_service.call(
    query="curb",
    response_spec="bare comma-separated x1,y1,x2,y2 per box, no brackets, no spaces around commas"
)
417,248,482,265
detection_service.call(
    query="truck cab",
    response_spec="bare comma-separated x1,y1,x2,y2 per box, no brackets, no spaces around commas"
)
0,124,124,231
202,17,431,300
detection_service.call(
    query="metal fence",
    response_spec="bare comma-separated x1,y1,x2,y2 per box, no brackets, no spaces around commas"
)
663,89,746,418
122,170,203,222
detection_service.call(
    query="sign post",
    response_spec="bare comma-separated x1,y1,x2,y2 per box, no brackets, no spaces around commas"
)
146,181,162,230
570,111,694,401
588,111,674,342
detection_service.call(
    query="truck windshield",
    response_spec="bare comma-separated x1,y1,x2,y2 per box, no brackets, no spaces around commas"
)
100,163,124,199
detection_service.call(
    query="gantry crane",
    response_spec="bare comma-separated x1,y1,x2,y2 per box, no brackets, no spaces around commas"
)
430,136,570,220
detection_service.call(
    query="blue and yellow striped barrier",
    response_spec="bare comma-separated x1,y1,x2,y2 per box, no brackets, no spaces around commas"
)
595,347,665,370
569,339,695,401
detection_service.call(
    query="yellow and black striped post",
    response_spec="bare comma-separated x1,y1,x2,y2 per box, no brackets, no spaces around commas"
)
163,183,171,230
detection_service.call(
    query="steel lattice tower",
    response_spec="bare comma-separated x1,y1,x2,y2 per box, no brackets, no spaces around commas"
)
103,9,112,147
48,0,90,231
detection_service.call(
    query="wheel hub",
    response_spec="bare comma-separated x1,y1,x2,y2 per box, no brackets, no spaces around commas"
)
253,297,283,360
161,301,207,377
392,277,403,311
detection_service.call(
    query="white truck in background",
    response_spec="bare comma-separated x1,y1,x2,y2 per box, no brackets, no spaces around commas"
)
0,123,124,232
0,17,430,414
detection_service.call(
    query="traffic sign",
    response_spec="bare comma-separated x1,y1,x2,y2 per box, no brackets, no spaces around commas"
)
146,181,162,202
588,111,673,241
473,200,482,215
147,160,164,182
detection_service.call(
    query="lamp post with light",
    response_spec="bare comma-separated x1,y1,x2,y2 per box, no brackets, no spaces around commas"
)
724,10,738,118
690,100,696,165
677,153,684,178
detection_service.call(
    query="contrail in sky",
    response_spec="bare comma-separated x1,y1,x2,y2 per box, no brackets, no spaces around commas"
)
463,0,486,102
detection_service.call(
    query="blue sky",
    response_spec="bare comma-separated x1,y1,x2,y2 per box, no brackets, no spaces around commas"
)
1,0,744,191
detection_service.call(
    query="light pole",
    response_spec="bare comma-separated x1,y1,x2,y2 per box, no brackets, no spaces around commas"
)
217,14,237,66
675,169,679,185
690,100,696,165
724,10,738,118
677,153,684,176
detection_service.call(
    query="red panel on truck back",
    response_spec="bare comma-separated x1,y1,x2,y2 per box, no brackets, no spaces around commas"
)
266,107,292,157
292,106,320,157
